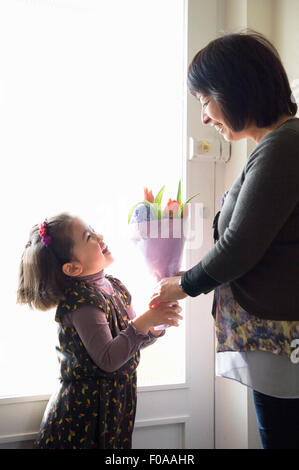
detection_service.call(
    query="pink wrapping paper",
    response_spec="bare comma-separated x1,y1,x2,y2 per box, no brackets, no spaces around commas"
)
130,218,186,330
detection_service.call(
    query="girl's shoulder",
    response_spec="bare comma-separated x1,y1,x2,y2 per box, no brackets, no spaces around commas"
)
55,279,107,322
105,275,132,307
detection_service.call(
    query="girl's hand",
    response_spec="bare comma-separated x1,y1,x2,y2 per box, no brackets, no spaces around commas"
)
149,276,187,308
148,300,181,336
132,302,183,335
149,327,164,337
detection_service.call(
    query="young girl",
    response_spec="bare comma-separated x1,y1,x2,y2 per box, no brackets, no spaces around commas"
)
17,212,182,449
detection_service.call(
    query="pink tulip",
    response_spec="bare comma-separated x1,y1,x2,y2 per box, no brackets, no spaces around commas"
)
164,199,181,218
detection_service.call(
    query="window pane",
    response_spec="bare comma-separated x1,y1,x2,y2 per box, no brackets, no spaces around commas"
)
0,0,185,397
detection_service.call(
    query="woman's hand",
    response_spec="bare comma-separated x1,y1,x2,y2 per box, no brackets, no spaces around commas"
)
132,302,183,335
149,276,187,308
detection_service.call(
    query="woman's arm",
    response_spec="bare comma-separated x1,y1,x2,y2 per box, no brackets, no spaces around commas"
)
184,131,299,295
150,130,299,303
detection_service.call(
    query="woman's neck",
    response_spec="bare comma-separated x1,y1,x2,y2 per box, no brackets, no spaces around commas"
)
249,115,294,143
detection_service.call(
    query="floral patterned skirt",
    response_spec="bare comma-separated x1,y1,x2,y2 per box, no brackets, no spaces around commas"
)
215,283,299,358
34,373,137,449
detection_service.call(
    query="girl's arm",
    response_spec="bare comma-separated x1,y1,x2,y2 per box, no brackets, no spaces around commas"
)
126,303,165,343
68,303,181,372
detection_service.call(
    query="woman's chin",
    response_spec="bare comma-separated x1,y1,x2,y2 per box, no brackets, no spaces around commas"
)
220,128,232,141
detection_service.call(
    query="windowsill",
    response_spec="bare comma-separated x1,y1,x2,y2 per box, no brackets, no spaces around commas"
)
0,382,190,406
0,394,51,405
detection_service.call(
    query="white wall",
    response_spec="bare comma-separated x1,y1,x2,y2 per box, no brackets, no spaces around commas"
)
215,0,299,450
273,0,299,103
222,0,273,190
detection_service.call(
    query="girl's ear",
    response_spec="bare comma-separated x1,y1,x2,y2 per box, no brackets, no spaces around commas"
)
62,261,83,277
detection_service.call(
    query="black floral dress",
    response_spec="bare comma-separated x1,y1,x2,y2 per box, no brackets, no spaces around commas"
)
34,276,140,449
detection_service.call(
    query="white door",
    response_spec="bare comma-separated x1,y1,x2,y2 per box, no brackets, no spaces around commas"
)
132,0,225,449
132,161,222,449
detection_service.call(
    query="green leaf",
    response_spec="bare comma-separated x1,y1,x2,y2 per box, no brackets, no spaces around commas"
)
178,193,200,217
148,201,160,220
176,180,181,204
184,192,200,205
154,185,165,206
128,202,143,224
154,185,165,220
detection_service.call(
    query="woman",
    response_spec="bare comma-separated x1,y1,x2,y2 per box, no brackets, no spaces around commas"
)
150,31,299,449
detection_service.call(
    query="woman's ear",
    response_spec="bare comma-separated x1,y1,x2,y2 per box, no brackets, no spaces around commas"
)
62,261,83,277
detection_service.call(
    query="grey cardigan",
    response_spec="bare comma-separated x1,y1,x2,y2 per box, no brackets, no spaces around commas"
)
182,118,299,321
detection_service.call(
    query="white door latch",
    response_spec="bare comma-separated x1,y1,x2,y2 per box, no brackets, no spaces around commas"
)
189,137,231,163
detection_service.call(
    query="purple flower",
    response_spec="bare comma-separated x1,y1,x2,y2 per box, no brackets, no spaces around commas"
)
41,235,52,246
130,204,152,223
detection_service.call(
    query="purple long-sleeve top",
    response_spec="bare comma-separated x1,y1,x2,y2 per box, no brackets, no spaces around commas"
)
60,271,163,373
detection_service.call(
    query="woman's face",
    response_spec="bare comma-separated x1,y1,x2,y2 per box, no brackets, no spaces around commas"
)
198,94,247,142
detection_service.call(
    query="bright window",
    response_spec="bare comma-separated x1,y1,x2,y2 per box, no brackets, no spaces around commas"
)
0,0,186,397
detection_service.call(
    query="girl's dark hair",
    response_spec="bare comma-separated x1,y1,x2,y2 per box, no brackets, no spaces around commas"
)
17,212,75,311
187,30,297,132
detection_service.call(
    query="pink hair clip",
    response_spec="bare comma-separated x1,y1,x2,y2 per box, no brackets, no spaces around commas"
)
39,220,52,247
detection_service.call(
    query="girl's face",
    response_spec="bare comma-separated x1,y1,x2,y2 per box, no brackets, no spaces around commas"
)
63,217,114,277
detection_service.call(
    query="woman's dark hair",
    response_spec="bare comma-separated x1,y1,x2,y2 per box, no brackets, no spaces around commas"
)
17,212,75,311
187,30,297,132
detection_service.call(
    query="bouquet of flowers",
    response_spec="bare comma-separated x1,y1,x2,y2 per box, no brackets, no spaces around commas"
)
128,181,199,329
